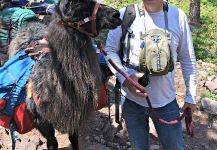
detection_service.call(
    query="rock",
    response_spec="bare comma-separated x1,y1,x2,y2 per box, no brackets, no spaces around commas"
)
102,122,117,141
23,136,43,150
198,71,208,81
82,143,110,150
203,50,211,57
201,98,217,114
201,62,215,68
24,143,37,150
114,133,128,146
100,138,105,144
200,142,210,150
85,136,90,140
99,135,103,139
106,142,113,147
94,136,100,142
208,75,216,81
29,136,41,144
205,81,217,94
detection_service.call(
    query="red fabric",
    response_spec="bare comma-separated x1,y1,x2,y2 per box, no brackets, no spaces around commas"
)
14,103,35,134
96,85,107,110
0,115,11,129
0,99,6,110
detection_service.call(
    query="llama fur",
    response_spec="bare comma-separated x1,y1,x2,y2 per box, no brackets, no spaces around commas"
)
8,20,102,133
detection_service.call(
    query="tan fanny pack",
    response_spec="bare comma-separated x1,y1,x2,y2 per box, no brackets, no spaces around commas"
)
139,28,174,75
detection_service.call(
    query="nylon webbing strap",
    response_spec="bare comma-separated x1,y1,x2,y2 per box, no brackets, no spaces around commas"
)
120,4,136,63
125,28,133,66
163,1,169,34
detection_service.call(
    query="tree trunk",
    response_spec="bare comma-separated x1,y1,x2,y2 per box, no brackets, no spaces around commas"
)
189,0,201,27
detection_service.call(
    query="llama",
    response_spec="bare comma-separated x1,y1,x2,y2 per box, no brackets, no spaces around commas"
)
8,0,121,149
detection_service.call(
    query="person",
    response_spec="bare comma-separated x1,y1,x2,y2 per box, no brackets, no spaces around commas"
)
105,0,197,149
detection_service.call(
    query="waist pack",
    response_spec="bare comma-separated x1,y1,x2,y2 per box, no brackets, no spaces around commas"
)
0,50,35,134
139,28,174,75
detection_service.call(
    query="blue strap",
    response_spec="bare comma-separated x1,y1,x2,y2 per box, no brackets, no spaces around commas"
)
10,122,21,150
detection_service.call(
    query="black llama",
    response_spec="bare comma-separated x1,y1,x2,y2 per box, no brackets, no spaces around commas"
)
8,0,121,149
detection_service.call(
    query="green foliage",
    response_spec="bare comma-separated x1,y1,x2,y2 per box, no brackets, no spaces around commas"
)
170,0,217,64
104,0,139,9
203,90,217,101
105,0,217,64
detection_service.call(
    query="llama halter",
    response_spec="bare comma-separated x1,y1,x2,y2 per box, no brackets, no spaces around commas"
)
61,3,100,37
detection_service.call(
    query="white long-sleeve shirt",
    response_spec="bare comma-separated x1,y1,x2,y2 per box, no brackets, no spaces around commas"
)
105,4,197,108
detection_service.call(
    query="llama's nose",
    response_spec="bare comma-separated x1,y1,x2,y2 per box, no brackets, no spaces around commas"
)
111,11,120,19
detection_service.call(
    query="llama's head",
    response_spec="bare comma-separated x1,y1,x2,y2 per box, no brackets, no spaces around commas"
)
56,0,121,37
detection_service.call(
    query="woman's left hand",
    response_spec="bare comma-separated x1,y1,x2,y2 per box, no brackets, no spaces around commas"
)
181,102,197,113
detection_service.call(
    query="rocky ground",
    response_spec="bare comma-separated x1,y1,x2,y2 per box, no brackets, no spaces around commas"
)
0,61,217,150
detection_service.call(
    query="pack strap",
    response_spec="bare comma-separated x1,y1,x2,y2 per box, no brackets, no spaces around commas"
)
163,1,170,37
125,28,133,66
163,1,169,31
19,38,49,60
120,4,136,64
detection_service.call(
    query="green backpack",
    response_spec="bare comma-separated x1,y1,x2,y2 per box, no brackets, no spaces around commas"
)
0,7,38,55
